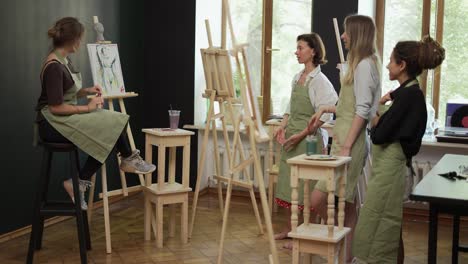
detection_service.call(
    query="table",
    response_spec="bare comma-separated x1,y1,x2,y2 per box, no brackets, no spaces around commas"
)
410,154,468,264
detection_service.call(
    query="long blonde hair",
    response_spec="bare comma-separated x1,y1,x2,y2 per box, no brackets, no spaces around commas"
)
342,15,380,85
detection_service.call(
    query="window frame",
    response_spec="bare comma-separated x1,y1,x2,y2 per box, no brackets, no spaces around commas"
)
376,0,446,118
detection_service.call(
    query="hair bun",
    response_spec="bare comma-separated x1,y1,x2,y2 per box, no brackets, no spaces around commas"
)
419,35,445,70
48,17,84,49
47,25,60,39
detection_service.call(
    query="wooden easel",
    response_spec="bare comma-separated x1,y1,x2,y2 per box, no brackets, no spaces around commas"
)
87,92,145,254
188,19,264,239
86,21,145,253
214,0,279,263
333,18,346,64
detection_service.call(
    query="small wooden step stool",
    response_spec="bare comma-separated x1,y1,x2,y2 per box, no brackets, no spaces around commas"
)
287,154,352,264
142,128,194,248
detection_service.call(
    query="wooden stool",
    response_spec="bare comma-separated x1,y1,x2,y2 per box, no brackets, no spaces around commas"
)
287,154,352,264
266,119,282,215
27,142,91,264
142,128,194,248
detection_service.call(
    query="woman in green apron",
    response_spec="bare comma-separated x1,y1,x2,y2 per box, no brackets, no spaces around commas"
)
307,15,381,262
273,33,338,246
352,36,445,264
35,17,156,210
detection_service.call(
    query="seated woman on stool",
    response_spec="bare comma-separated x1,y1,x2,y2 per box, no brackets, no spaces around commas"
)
35,17,156,210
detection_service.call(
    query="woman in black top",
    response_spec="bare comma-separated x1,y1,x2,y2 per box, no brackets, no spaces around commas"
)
352,36,445,264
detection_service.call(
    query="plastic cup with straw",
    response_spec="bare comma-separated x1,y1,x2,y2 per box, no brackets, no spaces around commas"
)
168,104,180,129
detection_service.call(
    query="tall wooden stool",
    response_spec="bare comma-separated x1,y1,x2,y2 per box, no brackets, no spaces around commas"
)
266,119,282,215
142,128,193,248
27,142,91,264
287,154,351,264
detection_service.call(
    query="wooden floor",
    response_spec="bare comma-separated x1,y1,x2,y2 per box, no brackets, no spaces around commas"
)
1,193,467,264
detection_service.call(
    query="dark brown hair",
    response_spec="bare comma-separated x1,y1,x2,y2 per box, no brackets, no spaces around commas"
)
393,35,445,78
297,33,327,66
47,17,84,48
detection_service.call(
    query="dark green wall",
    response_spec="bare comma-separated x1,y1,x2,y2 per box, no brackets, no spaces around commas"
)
0,0,198,236
0,0,125,235
142,0,198,188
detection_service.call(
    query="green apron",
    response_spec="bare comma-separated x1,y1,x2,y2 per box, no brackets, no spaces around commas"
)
275,77,323,205
352,80,418,264
40,53,129,163
315,80,367,202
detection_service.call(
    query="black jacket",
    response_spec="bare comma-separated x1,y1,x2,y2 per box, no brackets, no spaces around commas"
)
370,79,427,164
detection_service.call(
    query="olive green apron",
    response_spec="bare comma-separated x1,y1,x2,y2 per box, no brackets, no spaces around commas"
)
315,79,367,202
275,77,323,205
40,53,129,163
352,80,418,264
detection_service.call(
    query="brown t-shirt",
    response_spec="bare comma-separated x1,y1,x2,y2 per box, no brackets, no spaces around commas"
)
35,60,75,122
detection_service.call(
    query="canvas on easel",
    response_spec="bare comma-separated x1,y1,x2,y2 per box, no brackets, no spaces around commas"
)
200,48,235,98
87,43,126,95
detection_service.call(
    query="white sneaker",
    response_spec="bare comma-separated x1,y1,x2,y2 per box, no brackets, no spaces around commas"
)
120,150,156,174
63,179,92,210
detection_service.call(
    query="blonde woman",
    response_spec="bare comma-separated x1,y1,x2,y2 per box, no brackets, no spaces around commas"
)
308,15,381,263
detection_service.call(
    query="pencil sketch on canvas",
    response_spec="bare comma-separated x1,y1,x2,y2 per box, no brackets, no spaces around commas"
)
87,44,125,95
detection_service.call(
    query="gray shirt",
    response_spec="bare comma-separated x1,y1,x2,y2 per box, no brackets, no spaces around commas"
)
353,57,381,120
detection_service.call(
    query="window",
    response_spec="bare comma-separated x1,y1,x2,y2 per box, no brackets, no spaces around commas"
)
381,0,423,95
378,0,468,123
194,0,264,125
437,0,468,123
194,0,313,124
194,0,222,125
270,1,312,115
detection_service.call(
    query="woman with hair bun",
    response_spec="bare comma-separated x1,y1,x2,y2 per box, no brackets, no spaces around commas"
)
35,17,156,210
352,36,445,264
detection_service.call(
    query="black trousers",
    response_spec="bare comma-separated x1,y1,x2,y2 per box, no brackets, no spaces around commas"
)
38,119,132,180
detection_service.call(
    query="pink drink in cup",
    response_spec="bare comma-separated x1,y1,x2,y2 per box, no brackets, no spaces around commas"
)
169,110,180,129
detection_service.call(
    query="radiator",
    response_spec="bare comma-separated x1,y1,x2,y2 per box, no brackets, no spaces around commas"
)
403,160,433,203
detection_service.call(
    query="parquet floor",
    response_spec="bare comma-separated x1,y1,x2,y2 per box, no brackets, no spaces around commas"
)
1,193,467,263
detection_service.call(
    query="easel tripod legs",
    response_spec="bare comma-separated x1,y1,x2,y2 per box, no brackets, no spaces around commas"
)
189,92,216,238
